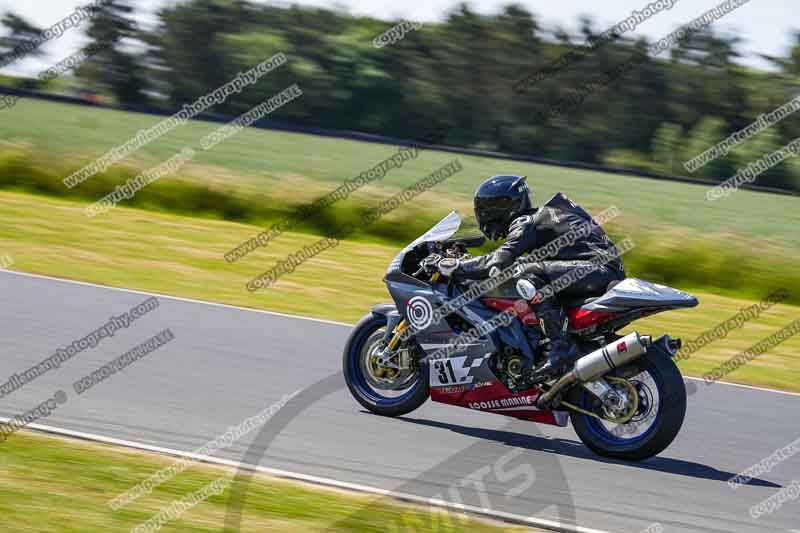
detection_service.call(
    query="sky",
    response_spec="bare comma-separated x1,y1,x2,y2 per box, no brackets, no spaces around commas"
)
0,0,796,76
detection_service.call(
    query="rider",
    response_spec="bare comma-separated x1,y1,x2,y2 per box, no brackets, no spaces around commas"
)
436,175,626,382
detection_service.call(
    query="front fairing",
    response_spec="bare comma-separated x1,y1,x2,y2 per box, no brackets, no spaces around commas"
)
382,211,505,376
386,210,461,276
381,211,460,339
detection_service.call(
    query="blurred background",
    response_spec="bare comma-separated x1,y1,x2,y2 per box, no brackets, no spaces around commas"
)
2,0,800,189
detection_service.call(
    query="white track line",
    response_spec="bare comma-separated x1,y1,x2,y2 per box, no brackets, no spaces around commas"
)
0,269,351,328
3,268,800,401
683,376,800,396
5,419,611,533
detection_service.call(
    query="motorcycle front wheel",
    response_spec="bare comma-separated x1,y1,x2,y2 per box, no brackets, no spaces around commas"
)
570,350,687,461
343,313,429,417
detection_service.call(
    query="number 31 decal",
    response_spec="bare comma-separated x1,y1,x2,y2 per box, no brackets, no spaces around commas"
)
434,360,457,385
430,357,475,387
430,356,476,387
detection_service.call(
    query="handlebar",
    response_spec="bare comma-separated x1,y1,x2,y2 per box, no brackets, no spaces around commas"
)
412,263,441,282
412,241,472,281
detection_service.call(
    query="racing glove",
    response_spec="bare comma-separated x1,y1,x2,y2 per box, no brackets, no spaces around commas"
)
437,257,460,277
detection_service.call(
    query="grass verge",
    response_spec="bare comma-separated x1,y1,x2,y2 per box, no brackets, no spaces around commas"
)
1,190,798,392
1,98,799,244
2,98,800,304
0,430,532,533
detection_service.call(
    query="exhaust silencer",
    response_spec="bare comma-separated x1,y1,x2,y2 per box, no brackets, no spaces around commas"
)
537,332,651,408
573,332,651,383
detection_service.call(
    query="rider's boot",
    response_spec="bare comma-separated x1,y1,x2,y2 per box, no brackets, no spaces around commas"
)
527,301,577,384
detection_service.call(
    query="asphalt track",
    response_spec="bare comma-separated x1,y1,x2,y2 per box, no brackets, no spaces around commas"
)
1,270,799,533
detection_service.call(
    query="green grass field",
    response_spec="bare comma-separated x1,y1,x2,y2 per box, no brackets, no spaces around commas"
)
2,97,800,246
0,431,530,533
2,98,800,305
1,190,798,392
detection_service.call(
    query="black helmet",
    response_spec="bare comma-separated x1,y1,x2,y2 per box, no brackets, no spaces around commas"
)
473,175,533,240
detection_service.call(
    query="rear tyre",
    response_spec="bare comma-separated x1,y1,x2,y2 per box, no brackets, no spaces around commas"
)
570,350,686,461
343,313,429,417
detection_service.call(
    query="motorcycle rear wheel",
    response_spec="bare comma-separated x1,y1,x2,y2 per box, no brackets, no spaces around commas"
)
343,313,429,417
570,351,686,461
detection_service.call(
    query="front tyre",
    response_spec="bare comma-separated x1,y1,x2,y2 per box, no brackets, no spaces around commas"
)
570,350,687,461
343,313,429,417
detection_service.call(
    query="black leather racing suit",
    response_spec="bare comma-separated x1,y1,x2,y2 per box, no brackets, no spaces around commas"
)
452,193,625,368
454,192,625,294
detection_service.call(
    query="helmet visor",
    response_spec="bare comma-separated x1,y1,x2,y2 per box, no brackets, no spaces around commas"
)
474,195,520,239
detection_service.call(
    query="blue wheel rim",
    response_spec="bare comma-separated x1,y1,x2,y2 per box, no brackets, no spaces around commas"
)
581,375,662,446
347,322,423,407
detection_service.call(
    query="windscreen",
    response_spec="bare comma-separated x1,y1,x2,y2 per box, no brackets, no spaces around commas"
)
386,211,461,274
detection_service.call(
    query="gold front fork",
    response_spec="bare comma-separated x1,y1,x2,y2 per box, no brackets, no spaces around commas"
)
387,319,409,350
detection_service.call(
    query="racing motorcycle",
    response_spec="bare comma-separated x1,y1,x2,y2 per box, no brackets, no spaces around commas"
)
343,212,698,460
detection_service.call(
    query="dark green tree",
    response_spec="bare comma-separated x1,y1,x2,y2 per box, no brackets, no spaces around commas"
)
76,0,146,104
0,12,44,66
